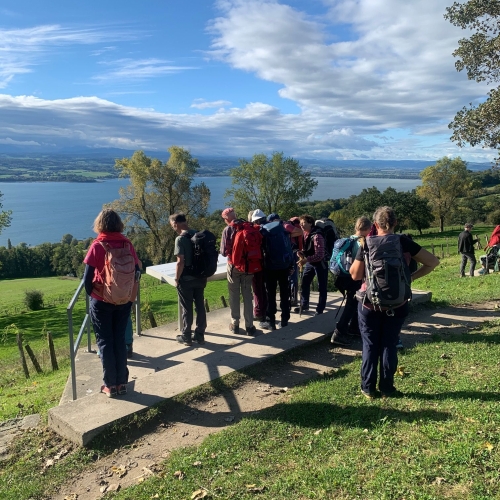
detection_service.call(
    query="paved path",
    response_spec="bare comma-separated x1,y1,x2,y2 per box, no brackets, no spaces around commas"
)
48,291,431,445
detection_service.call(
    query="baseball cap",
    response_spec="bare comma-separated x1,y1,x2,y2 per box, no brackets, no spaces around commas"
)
221,207,235,219
267,213,280,222
251,209,266,222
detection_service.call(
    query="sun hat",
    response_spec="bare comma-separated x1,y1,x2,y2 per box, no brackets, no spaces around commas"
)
251,209,266,222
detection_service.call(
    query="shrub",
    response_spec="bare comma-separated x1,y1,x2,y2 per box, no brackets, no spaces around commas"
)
24,290,44,311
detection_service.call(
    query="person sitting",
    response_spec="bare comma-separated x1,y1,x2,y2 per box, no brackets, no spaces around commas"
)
478,225,500,274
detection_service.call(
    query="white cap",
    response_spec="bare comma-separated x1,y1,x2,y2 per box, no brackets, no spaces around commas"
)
251,209,266,222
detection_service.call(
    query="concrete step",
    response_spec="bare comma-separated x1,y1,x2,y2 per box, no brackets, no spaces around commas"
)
48,290,431,446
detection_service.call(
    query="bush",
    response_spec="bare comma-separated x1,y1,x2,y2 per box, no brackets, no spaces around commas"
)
24,290,44,311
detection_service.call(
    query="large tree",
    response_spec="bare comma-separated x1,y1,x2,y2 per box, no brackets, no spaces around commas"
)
417,156,476,232
109,146,210,263
0,192,12,234
225,152,317,219
445,1,500,160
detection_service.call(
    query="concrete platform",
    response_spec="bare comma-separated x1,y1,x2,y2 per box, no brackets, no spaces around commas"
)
48,290,431,446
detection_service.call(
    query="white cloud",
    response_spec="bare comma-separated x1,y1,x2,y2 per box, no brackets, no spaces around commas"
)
191,99,232,109
93,58,197,82
0,137,39,145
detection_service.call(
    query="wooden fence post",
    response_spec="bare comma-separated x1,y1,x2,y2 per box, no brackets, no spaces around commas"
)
47,331,59,371
204,299,210,313
220,296,228,308
148,311,157,328
24,345,43,374
441,244,444,259
17,332,29,379
431,243,435,255
447,240,449,257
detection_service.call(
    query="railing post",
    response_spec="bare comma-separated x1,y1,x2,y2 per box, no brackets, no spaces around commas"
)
67,308,77,401
135,284,141,336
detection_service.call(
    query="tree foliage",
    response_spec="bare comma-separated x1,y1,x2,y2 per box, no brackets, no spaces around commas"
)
225,152,318,219
0,192,12,235
445,1,500,160
109,146,210,263
417,156,477,231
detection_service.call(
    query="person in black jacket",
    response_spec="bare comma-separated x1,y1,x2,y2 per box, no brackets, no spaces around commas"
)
458,223,478,277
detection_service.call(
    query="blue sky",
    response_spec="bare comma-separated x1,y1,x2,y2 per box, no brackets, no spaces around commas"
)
0,0,494,161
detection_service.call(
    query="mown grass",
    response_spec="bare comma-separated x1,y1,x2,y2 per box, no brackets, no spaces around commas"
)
2,321,500,499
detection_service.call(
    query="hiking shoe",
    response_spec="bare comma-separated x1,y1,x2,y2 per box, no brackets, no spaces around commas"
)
100,385,117,398
330,329,352,346
194,333,206,345
293,306,309,313
117,384,127,396
396,338,404,349
245,325,256,336
361,389,377,400
176,335,193,346
229,322,240,334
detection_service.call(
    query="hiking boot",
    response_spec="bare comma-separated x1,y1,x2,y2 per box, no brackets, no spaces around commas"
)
100,385,117,398
229,322,240,334
293,306,309,313
194,333,206,345
117,384,127,396
176,335,193,346
361,389,377,400
245,325,256,336
330,328,352,346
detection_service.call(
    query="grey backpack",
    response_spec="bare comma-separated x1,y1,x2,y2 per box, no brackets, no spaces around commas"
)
357,234,411,311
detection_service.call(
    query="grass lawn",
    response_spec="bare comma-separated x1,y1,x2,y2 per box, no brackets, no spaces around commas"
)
2,320,500,499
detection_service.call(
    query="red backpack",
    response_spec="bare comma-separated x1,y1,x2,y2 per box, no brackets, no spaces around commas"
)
230,220,263,274
95,242,138,305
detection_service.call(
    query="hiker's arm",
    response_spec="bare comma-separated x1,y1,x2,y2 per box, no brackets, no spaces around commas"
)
349,259,364,281
175,255,185,286
411,248,439,281
83,264,95,295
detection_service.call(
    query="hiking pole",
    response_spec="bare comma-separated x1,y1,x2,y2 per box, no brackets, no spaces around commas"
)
298,263,304,317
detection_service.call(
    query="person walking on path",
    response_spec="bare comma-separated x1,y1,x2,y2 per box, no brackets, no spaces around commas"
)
260,213,295,330
83,209,140,398
331,216,372,346
220,207,257,335
458,223,478,277
170,213,207,346
249,209,268,324
295,215,328,315
349,206,439,399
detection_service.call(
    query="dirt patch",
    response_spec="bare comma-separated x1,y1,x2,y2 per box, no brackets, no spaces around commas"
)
46,302,500,499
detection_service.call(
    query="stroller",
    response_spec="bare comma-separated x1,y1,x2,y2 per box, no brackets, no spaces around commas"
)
479,245,500,273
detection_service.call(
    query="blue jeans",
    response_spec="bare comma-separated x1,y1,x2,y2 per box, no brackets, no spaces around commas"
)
300,262,328,313
177,277,207,339
90,298,132,388
358,301,408,394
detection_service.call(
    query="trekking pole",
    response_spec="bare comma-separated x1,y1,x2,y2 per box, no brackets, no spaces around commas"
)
298,263,304,317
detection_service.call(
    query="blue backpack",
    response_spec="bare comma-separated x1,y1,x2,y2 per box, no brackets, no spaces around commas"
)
329,236,359,278
261,221,294,270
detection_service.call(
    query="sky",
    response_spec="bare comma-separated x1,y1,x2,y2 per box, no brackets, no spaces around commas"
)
0,0,495,162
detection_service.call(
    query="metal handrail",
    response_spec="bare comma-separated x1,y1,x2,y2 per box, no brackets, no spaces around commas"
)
67,281,141,401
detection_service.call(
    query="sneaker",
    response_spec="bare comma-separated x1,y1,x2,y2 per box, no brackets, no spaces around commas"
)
293,306,309,313
245,325,256,336
330,329,352,346
117,384,127,395
176,335,193,346
96,348,101,358
276,322,288,329
396,338,404,349
259,321,273,330
100,385,117,398
194,333,206,345
361,389,377,400
478,268,487,275
229,322,240,334
126,344,133,359
314,311,323,316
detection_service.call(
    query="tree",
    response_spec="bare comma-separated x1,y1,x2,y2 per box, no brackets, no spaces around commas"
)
0,192,12,234
417,156,476,232
109,147,210,263
445,1,500,161
225,152,318,219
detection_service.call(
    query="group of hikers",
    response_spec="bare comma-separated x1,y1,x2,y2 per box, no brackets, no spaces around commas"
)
84,205,443,400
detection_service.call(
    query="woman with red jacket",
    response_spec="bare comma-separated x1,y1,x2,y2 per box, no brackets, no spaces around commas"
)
83,209,140,398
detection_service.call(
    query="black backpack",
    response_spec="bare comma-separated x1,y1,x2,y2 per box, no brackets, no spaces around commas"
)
261,221,294,271
315,218,339,260
356,234,411,310
183,230,219,278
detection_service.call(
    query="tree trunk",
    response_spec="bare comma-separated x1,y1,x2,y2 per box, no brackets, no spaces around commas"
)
440,216,445,232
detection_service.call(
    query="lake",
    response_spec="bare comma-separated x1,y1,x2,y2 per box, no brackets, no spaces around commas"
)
0,176,421,246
